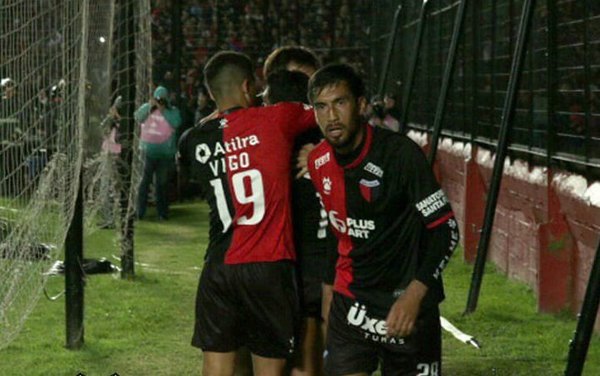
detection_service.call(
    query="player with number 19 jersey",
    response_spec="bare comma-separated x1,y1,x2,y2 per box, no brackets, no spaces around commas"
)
179,101,316,357
179,102,316,265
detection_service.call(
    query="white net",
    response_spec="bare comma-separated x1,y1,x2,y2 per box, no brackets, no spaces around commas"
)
0,0,151,349
0,0,87,349
82,0,151,261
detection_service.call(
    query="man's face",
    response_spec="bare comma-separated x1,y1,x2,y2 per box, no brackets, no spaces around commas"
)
313,81,366,154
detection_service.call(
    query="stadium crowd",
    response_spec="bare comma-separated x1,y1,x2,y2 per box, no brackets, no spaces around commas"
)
150,0,371,132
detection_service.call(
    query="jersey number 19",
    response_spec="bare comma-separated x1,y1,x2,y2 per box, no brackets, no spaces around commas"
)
210,169,265,232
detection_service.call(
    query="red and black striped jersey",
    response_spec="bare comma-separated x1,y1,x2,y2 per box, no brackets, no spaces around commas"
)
178,102,316,264
307,125,459,316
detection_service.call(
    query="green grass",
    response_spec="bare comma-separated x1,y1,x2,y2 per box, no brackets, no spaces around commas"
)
0,200,599,375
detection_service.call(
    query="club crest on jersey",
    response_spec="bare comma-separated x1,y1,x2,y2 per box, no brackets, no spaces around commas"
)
359,179,381,202
322,177,332,195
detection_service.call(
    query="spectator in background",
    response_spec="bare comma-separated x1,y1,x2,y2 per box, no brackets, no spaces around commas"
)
194,85,215,126
368,93,401,133
1,77,23,197
135,85,182,221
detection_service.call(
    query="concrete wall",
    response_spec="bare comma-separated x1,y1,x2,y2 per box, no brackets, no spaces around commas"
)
409,131,600,331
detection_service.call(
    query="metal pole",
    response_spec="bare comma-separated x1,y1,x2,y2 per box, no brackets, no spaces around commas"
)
546,0,557,167
65,0,90,350
464,0,537,314
65,169,84,349
427,0,469,165
117,0,136,279
399,0,431,134
377,4,403,98
564,239,600,375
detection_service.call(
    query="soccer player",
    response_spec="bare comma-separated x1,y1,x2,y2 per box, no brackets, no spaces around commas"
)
263,46,337,376
262,69,336,376
306,63,459,375
263,45,321,79
177,51,316,376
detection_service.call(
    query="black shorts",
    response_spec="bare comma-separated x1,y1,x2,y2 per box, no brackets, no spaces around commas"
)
325,293,441,376
297,255,326,318
192,260,299,359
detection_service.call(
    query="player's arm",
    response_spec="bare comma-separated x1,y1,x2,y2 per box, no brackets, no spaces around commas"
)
386,138,459,338
276,102,317,140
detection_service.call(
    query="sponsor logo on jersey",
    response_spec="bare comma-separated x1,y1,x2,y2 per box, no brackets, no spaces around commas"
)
314,152,330,170
364,162,384,177
359,179,381,203
347,302,404,344
195,143,211,164
415,189,449,217
322,177,332,195
328,210,375,239
194,135,260,165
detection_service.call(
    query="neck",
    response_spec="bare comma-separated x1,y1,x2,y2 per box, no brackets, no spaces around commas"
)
217,101,247,113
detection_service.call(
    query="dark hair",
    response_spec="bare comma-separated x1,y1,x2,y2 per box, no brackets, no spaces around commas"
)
264,70,309,104
308,63,365,104
263,46,321,77
203,51,255,102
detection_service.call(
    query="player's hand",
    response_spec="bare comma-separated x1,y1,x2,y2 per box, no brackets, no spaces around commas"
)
385,280,428,338
295,143,316,179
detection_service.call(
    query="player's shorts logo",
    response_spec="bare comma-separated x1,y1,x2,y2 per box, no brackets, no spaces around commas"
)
195,143,211,164
346,302,405,344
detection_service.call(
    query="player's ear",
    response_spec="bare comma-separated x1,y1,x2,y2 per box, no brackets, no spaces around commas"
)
242,79,251,95
205,85,216,101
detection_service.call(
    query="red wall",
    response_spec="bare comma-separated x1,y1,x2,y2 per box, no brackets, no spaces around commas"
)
415,134,600,331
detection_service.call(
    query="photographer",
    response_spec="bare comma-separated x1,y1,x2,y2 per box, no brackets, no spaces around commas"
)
134,86,182,221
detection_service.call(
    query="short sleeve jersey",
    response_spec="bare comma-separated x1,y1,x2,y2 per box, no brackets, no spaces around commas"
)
307,125,457,316
292,129,337,277
179,102,316,264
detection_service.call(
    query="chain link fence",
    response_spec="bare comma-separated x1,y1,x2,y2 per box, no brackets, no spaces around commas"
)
374,0,600,179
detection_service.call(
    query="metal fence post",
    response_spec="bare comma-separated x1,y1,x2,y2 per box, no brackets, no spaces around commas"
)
464,0,537,315
427,0,469,164
399,0,431,134
564,239,600,375
377,4,403,98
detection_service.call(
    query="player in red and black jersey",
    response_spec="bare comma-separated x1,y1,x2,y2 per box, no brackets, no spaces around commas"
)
306,64,459,375
178,51,316,376
261,67,336,376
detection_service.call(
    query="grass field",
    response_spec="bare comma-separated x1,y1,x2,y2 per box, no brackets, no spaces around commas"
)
0,200,598,375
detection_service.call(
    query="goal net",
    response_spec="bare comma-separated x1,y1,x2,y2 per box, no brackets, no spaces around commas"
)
0,0,151,350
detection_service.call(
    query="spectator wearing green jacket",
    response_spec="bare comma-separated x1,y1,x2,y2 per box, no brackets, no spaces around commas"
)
135,86,182,220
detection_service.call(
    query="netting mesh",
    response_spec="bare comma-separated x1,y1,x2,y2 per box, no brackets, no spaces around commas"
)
0,0,87,348
0,0,151,349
